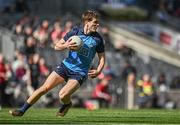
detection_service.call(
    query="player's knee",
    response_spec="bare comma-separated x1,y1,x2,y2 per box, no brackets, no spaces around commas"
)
59,91,69,101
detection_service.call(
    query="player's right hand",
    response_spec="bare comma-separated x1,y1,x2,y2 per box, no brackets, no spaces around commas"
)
66,39,78,50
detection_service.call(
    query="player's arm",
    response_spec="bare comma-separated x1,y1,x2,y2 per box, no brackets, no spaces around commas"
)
54,39,69,50
55,26,78,51
96,52,105,75
54,38,77,51
88,52,105,78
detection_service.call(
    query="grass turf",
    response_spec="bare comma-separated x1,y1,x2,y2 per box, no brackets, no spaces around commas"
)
0,108,180,124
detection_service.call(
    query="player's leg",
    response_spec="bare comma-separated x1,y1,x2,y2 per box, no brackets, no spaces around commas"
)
27,71,65,104
10,71,65,116
57,79,80,117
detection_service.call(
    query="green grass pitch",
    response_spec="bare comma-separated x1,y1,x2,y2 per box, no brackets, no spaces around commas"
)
0,108,180,124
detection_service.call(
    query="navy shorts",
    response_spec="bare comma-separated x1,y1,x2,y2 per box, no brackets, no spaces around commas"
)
54,63,87,85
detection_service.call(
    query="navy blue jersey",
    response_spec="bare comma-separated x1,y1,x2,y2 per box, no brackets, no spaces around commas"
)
62,26,104,76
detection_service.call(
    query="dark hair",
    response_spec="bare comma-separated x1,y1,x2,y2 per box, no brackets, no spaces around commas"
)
82,10,99,24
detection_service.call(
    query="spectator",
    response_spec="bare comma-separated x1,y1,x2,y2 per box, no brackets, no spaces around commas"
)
92,74,112,108
11,50,29,104
156,73,168,92
61,20,73,38
170,76,180,89
13,23,23,36
100,26,114,51
121,60,136,109
117,44,135,58
21,36,36,59
50,20,62,45
17,14,31,27
33,20,50,47
136,73,156,108
156,73,169,108
39,57,50,82
5,62,14,83
121,60,136,81
23,25,33,41
0,54,7,109
28,54,40,90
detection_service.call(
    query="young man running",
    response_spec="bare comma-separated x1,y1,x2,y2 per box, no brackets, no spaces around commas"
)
10,10,105,117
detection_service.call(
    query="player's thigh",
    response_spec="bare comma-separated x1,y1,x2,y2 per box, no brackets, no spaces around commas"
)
41,71,65,90
59,79,80,97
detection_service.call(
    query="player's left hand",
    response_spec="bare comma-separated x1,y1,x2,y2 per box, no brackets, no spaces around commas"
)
88,69,100,79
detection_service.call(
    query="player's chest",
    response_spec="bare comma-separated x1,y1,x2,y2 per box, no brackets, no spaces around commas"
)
79,35,97,49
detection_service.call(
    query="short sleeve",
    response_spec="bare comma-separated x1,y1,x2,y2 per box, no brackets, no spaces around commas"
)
96,35,105,53
63,26,78,41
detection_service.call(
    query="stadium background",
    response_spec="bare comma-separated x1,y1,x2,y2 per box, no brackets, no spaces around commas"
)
0,0,180,111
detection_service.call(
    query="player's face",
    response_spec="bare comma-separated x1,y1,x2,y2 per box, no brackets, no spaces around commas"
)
87,18,99,32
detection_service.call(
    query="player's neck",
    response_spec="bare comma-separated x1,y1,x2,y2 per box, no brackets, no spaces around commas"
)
84,25,91,35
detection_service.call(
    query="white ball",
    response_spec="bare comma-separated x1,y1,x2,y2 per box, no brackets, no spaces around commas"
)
69,35,83,51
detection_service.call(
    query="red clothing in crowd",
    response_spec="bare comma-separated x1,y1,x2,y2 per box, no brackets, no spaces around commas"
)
92,81,111,102
40,65,49,76
0,62,6,83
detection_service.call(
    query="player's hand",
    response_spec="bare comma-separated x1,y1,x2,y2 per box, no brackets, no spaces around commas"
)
65,39,78,50
88,69,100,79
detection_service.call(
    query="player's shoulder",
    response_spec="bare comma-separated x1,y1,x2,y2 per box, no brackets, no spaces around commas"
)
71,26,82,33
68,26,83,36
91,32,103,42
71,26,79,31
